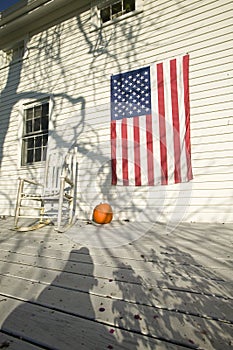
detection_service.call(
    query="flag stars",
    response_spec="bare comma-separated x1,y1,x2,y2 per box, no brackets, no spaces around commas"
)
111,66,151,120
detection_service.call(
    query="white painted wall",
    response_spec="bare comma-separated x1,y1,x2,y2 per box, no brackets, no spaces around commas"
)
0,0,232,223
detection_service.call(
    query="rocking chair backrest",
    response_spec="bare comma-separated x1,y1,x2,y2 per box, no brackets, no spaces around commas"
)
43,150,64,196
63,147,77,181
43,146,78,197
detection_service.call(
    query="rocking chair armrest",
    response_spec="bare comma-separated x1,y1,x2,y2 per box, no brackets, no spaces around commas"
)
18,177,43,187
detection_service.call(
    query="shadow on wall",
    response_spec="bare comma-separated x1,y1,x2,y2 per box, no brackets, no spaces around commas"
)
0,23,87,215
0,1,145,217
0,1,197,221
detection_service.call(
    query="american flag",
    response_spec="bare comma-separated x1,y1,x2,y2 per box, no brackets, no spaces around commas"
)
111,54,193,186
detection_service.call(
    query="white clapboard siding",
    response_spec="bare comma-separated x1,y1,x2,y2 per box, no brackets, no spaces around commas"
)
0,0,233,222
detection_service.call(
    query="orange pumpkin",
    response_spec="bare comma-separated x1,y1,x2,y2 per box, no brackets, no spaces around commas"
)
93,203,113,224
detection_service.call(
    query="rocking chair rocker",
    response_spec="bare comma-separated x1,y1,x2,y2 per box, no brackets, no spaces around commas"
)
14,146,78,232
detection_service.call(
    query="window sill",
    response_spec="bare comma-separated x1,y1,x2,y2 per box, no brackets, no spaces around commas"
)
20,161,45,170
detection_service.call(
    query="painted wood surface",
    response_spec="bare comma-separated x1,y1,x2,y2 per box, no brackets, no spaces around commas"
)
0,217,232,349
0,0,233,222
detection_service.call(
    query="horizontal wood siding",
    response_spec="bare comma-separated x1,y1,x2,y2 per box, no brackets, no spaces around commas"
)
0,0,232,222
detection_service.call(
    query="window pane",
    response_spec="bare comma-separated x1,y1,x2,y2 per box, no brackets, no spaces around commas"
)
112,1,122,16
26,108,33,120
42,103,49,117
19,44,25,58
27,137,34,149
27,149,34,163
34,105,42,118
43,134,48,146
35,148,42,162
34,117,41,131
35,136,42,147
26,120,32,133
42,115,48,131
12,47,19,61
124,0,135,12
100,7,110,23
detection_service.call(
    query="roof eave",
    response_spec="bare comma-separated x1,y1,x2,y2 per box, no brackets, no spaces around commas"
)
0,0,89,49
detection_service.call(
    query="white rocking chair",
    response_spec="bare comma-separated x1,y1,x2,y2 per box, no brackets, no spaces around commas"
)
14,146,78,232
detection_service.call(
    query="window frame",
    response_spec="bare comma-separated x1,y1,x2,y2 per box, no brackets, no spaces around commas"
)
100,0,136,23
20,98,51,167
91,0,143,29
7,40,25,63
0,37,28,68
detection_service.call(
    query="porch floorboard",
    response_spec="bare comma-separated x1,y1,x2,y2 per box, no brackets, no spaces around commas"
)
0,218,232,349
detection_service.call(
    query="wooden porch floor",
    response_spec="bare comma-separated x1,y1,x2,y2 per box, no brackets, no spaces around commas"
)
0,217,232,349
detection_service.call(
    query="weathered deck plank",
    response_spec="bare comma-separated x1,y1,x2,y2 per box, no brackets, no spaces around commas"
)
0,273,232,323
0,218,232,349
2,223,233,274
1,296,191,350
1,240,232,269
0,332,44,350
1,281,233,349
0,250,232,299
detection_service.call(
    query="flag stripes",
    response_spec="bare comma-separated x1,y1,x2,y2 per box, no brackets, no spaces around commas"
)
111,54,193,186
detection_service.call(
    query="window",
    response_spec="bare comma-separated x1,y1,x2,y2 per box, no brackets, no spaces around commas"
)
22,101,49,165
100,0,135,23
6,40,26,63
0,39,27,68
91,0,142,29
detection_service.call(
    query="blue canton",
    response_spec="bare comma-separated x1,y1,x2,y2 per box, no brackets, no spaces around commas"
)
111,66,151,120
